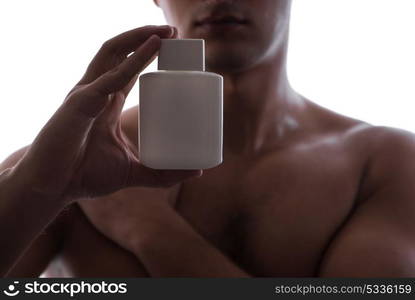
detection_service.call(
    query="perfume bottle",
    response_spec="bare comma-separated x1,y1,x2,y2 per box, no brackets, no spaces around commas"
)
139,39,223,169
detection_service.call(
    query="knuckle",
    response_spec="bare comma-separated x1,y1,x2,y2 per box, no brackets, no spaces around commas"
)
64,86,89,106
90,82,109,96
100,40,117,55
109,65,132,83
64,85,80,100
68,85,102,107
118,70,132,83
65,87,105,119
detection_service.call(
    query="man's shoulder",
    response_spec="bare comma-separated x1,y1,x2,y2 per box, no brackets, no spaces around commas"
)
309,102,415,158
346,123,415,159
308,103,415,201
345,124,415,203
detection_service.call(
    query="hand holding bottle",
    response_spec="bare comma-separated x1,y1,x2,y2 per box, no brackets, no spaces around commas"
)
11,25,202,203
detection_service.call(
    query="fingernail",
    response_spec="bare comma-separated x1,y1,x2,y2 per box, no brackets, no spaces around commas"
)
171,26,178,37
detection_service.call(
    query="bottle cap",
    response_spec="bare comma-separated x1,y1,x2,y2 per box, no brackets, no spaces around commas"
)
158,39,205,71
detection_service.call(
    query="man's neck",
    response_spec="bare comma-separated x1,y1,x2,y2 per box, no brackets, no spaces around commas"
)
216,42,306,159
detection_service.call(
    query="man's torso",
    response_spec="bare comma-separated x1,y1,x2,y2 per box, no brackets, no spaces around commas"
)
42,103,373,277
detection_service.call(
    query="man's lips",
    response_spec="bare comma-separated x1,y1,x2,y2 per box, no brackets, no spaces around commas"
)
194,15,249,27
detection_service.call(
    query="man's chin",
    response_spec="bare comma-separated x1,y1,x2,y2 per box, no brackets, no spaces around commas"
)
205,48,258,74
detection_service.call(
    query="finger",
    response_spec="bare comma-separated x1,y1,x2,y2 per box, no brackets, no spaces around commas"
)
121,73,139,98
109,92,126,123
78,25,174,85
94,91,126,127
126,160,203,188
102,25,172,57
171,26,179,38
93,74,135,128
70,36,159,119
89,34,161,96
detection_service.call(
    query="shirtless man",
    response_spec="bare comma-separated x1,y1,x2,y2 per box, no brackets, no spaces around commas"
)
1,0,415,278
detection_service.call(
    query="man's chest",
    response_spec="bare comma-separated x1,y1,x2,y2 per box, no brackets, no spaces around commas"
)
58,145,363,277
173,150,361,276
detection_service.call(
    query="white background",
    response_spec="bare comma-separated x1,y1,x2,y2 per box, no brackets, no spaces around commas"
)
0,0,414,161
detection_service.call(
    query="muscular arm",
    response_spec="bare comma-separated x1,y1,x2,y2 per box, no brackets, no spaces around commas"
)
0,147,65,277
80,183,251,277
131,205,251,277
319,128,415,277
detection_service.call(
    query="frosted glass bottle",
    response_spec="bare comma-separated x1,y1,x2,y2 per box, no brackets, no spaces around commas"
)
139,39,223,169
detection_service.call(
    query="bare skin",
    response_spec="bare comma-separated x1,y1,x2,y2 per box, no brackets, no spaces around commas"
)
2,0,415,277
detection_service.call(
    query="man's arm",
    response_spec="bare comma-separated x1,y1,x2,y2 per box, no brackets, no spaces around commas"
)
1,26,201,277
0,147,65,277
80,183,251,277
129,205,251,277
318,127,415,277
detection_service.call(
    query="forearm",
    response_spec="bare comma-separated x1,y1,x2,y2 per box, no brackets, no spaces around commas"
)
132,210,251,277
0,167,66,277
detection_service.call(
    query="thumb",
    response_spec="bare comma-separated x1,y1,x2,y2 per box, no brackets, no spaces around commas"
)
126,160,203,188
